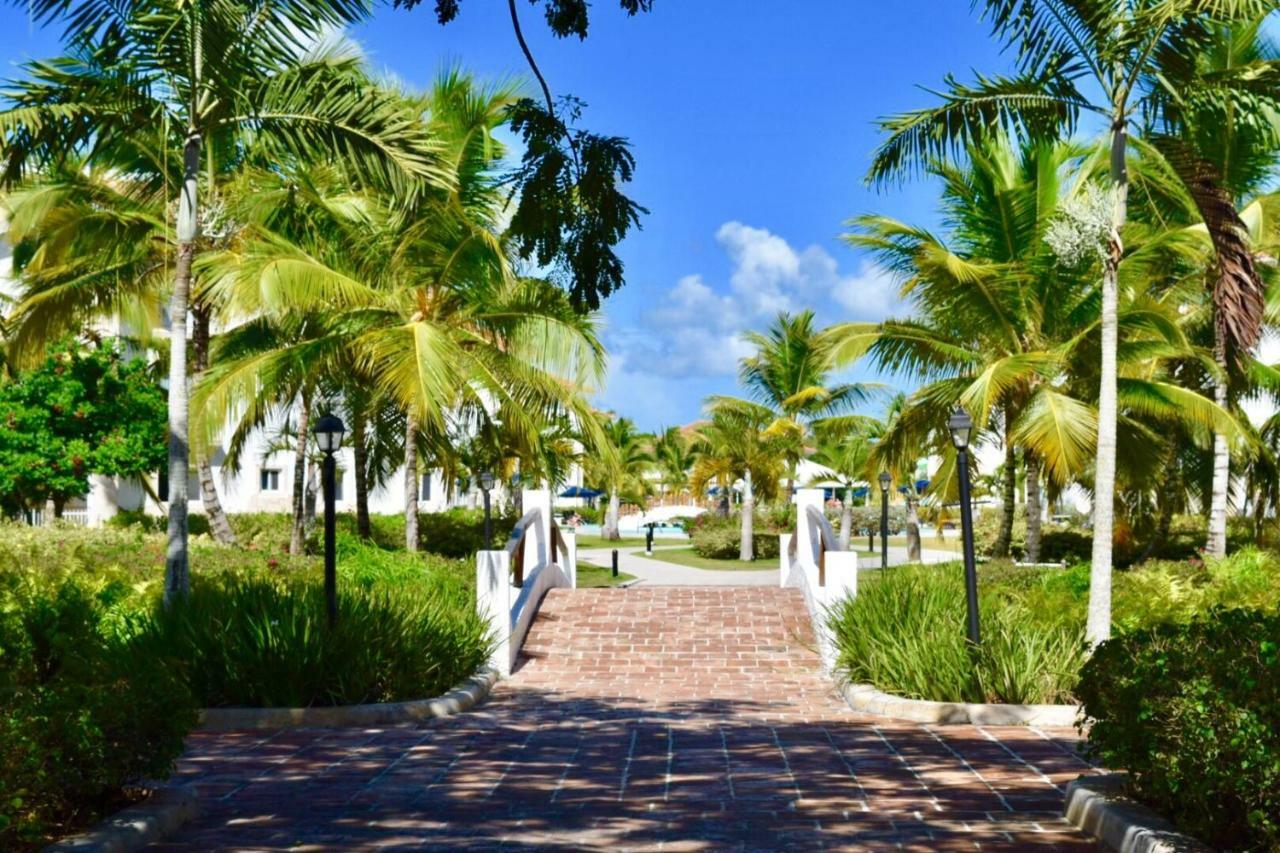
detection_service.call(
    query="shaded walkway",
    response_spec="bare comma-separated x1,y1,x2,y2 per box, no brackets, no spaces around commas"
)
156,588,1098,850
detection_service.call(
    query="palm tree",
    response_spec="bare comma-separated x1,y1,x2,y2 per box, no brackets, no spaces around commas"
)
1,6,438,600
865,0,1279,644
588,415,652,541
1151,19,1280,557
808,418,879,550
842,138,1242,568
652,426,697,502
691,401,788,561
718,310,871,495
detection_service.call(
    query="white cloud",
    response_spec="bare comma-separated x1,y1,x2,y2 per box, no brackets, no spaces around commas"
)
828,258,904,320
599,222,904,414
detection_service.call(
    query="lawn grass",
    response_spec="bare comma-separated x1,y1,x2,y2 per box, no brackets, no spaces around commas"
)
576,561,636,587
633,547,776,571
573,535,650,549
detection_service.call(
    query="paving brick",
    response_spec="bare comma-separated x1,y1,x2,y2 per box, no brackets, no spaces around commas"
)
155,587,1096,849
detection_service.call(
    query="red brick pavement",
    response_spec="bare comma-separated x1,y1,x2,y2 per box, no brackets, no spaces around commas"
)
155,587,1100,850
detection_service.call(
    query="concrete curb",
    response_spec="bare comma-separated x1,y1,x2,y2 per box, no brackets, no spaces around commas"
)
197,668,499,731
1064,774,1211,852
44,786,198,853
838,681,1081,726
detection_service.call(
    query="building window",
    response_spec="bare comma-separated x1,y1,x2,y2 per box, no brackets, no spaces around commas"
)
260,469,281,491
333,471,345,502
420,473,431,501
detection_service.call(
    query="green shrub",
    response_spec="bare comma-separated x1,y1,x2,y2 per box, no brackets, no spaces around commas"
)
227,510,514,558
417,508,515,557
0,574,195,849
829,563,1086,704
137,567,491,708
690,512,781,560
1077,610,1280,850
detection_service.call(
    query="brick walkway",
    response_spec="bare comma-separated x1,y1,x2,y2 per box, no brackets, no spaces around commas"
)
157,588,1099,850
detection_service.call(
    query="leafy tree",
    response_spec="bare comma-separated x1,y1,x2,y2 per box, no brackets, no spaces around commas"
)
865,0,1279,644
0,341,165,516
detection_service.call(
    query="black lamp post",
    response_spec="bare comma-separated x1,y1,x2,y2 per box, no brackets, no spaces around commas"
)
878,471,891,570
948,406,981,645
313,413,345,628
479,471,496,549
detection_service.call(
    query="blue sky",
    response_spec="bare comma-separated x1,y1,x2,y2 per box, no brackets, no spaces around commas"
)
0,1,1018,430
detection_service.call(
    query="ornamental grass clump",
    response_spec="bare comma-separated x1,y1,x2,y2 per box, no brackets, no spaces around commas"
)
1077,610,1280,850
828,563,1086,704
137,569,492,708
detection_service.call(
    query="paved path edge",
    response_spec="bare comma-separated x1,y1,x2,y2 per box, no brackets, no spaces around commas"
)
196,667,499,731
1064,774,1212,852
839,680,1082,726
44,786,199,853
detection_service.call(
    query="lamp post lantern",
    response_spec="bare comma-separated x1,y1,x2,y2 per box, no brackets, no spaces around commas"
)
878,471,891,570
948,406,981,645
479,471,496,549
313,413,345,628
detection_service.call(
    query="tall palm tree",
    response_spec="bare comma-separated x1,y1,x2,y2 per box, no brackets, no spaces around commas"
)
1151,19,1280,557
865,0,1279,644
652,426,697,502
1,6,438,601
587,415,651,541
713,310,870,495
692,401,789,561
808,417,880,550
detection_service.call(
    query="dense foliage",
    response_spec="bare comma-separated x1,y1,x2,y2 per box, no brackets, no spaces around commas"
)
689,512,783,560
0,569,196,849
0,342,166,516
830,551,1280,704
1077,610,1280,850
0,522,492,844
139,567,489,708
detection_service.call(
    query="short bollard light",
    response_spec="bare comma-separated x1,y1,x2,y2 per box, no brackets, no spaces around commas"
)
948,406,981,645
878,471,891,570
313,413,345,628
479,471,496,550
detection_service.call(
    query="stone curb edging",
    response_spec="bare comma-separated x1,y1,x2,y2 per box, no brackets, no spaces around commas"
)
43,786,199,853
838,681,1081,726
1064,774,1212,852
197,668,499,731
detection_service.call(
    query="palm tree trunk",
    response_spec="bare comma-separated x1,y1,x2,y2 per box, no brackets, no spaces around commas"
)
1207,334,1230,558
352,410,371,540
163,133,200,607
839,486,854,550
739,469,755,561
992,439,1017,557
1087,117,1128,648
191,306,237,546
404,416,419,552
1025,454,1043,563
604,489,621,540
905,496,921,561
289,390,312,556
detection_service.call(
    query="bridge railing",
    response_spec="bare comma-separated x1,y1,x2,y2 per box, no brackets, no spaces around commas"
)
476,489,576,676
780,488,857,672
